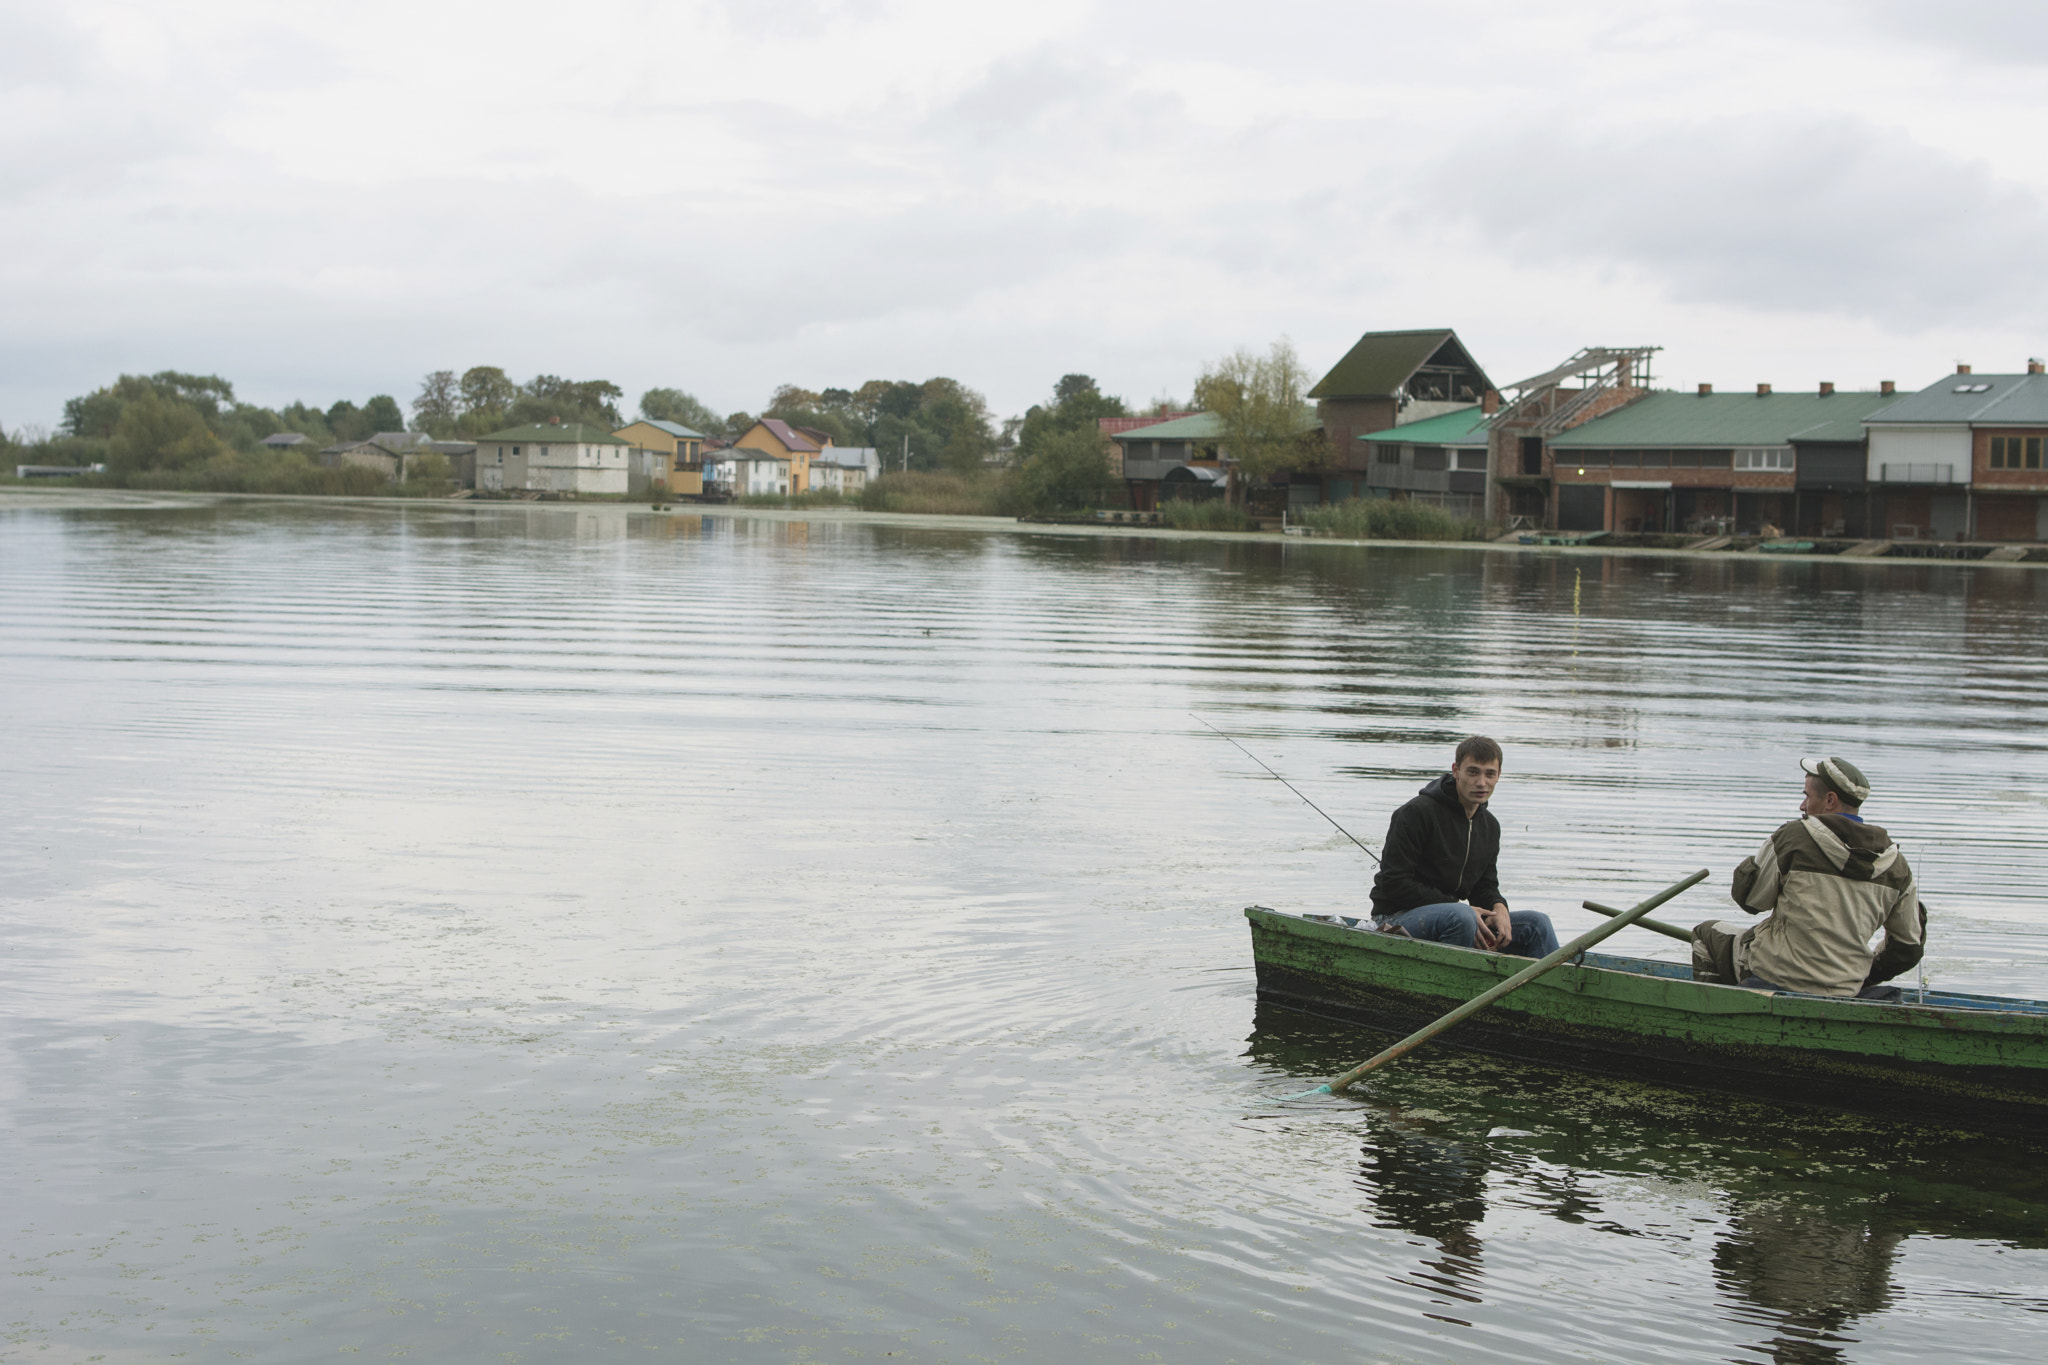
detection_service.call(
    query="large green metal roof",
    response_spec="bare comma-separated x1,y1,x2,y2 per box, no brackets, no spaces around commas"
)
1308,329,1491,400
1547,391,1904,448
1355,406,1488,446
1862,373,2048,425
475,422,628,445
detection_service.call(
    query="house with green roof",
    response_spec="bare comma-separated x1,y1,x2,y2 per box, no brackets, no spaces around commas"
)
475,421,630,495
1542,383,1909,536
1864,362,2048,541
1308,329,1494,483
1346,407,1491,518
1106,408,1320,510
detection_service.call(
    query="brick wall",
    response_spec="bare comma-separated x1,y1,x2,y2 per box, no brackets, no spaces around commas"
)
1317,398,1398,471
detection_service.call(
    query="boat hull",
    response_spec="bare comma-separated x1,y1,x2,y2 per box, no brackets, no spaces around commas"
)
1248,907,2048,1133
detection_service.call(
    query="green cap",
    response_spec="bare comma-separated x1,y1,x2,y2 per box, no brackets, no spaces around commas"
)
1801,755,1870,805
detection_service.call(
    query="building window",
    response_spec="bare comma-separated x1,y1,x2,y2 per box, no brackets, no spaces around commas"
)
1734,448,1793,470
1572,450,1610,466
1375,447,1399,464
1990,435,2044,470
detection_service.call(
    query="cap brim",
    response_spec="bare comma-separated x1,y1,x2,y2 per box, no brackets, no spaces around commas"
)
1799,756,1826,778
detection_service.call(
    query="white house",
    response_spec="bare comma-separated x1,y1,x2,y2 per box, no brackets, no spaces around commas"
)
475,422,630,495
705,450,791,497
808,455,870,496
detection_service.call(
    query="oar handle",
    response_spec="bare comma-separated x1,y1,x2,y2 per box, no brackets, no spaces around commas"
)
1582,898,1693,944
1323,869,1709,1094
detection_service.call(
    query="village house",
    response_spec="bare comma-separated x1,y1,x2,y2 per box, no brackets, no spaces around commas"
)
1108,408,1324,510
614,418,707,497
1310,328,1494,504
316,430,431,482
1862,363,2048,542
731,418,832,493
1352,407,1492,521
807,450,874,496
1541,383,1907,536
704,448,791,498
473,421,629,495
260,432,310,449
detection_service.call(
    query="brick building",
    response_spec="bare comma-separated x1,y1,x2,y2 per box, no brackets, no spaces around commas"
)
1862,363,2048,541
1485,348,1659,527
1543,384,1906,535
1308,329,1493,502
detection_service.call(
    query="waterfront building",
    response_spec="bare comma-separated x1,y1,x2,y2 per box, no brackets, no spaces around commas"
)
1862,363,2048,542
1486,348,1660,527
1309,328,1494,504
1352,407,1491,522
615,419,706,497
731,418,832,493
317,430,432,482
704,449,791,498
474,422,630,495
1541,384,1906,536
808,453,872,496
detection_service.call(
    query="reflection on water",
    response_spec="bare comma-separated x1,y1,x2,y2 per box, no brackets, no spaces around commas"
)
3,500,2046,1363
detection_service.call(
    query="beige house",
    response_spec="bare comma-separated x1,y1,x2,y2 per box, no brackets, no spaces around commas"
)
475,422,630,495
615,419,707,497
808,455,870,496
317,430,431,482
731,418,832,492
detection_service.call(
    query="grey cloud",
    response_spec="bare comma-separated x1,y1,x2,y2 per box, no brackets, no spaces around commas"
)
1419,114,2048,330
1856,0,2048,65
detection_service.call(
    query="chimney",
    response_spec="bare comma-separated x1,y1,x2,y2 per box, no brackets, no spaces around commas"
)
1880,380,1896,395
2029,359,2045,375
1957,363,1972,375
1756,383,1772,396
1481,388,1500,415
1819,382,1835,396
1697,383,1713,396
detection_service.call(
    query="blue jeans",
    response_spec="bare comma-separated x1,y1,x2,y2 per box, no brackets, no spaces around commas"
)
1377,902,1559,958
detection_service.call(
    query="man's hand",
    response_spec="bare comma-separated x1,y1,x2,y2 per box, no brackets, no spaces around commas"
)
1476,904,1512,951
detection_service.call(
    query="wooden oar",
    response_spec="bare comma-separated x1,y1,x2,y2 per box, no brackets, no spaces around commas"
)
1285,869,1709,1098
1581,898,1692,944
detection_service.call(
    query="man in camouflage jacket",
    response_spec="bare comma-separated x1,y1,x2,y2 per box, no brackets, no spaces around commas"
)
1692,756,1923,997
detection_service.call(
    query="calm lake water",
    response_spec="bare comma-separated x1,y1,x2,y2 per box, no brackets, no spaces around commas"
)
3,499,2046,1363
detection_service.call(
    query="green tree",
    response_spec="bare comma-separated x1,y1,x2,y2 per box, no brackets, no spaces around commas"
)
326,399,369,443
362,394,405,433
638,387,723,435
1015,373,1126,466
61,371,237,439
414,371,459,435
512,375,623,428
459,366,518,427
1015,423,1115,513
1192,340,1319,505
108,391,221,471
761,383,857,447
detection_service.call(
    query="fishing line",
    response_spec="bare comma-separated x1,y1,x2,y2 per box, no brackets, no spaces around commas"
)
1191,713,1380,865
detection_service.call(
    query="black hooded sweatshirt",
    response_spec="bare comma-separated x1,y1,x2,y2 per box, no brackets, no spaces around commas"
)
1369,773,1507,920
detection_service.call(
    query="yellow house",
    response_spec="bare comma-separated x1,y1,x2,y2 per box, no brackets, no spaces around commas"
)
614,419,707,496
732,418,833,493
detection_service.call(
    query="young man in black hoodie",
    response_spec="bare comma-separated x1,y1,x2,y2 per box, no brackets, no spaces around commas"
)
1368,737,1559,957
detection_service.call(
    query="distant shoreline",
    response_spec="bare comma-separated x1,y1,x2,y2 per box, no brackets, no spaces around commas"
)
4,485,2038,570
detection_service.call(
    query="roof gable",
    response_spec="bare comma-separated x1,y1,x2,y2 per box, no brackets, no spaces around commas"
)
621,419,706,440
1309,329,1493,401
753,418,822,453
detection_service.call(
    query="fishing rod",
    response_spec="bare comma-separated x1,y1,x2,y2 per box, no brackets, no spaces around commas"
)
1192,714,1380,865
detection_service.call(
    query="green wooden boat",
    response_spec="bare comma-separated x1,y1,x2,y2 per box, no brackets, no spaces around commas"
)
1247,906,2048,1133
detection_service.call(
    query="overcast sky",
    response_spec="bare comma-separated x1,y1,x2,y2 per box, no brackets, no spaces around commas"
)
5,0,2047,432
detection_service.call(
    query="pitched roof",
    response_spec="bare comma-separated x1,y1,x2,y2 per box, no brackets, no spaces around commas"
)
626,418,706,440
1108,408,1319,443
754,418,822,453
260,432,309,446
473,422,628,444
1861,373,2048,426
1547,390,1905,448
794,425,835,445
1308,329,1493,400
1356,406,1489,446
1099,413,1198,435
370,430,429,450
